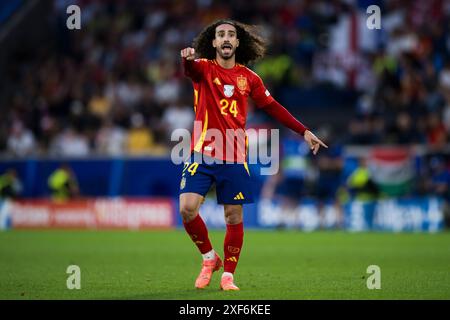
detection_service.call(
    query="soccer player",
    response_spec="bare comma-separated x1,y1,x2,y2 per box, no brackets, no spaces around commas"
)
179,19,327,291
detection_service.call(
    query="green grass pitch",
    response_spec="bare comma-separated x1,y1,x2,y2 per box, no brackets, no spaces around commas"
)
0,230,449,299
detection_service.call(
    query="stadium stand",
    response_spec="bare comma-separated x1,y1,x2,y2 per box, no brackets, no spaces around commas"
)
0,0,449,230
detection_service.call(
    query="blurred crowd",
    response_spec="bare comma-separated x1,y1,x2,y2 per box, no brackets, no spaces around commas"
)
1,0,449,158
0,0,449,203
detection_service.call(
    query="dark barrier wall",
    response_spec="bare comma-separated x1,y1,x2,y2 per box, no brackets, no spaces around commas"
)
0,157,270,199
0,157,446,232
0,158,184,198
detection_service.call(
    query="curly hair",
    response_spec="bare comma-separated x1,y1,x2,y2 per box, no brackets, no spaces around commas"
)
192,19,267,66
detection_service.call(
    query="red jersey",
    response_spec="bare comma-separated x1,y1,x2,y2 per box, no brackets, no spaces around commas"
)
183,58,274,163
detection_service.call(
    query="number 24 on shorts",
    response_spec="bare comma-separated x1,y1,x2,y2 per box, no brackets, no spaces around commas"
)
183,162,199,176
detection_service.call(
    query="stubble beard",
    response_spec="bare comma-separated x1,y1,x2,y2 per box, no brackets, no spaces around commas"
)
217,47,236,60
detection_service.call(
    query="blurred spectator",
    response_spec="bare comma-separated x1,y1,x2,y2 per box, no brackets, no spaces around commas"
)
7,121,36,157
444,98,450,131
313,127,344,226
426,112,447,148
88,85,112,120
425,156,450,200
438,62,450,98
95,118,127,156
425,155,450,227
153,70,181,105
0,169,23,199
388,112,424,144
116,75,144,108
344,117,381,145
162,104,194,134
49,127,90,157
126,113,155,155
48,164,79,202
341,157,379,203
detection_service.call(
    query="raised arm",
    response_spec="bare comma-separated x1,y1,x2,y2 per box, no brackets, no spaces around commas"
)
180,47,205,81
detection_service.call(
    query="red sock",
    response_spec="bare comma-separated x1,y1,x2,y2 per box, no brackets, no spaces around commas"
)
183,214,213,254
223,222,244,273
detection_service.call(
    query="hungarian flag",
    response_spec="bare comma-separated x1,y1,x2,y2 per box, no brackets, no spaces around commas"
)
369,148,414,196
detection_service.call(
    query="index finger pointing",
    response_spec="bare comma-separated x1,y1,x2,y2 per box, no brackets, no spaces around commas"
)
318,139,328,148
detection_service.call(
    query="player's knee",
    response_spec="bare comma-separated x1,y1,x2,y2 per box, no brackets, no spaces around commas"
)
180,203,198,222
224,207,242,224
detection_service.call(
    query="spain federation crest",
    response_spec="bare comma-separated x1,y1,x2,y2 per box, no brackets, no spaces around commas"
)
224,84,234,97
237,75,247,94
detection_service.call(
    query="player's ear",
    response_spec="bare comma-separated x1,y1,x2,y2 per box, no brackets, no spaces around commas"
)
236,39,239,47
212,38,217,48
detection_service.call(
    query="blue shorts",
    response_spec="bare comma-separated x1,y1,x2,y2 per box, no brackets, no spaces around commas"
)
179,152,254,204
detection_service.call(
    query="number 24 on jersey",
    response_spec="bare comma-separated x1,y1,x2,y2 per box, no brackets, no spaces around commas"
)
220,99,238,117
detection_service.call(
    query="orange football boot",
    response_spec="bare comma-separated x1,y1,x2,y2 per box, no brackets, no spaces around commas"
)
195,253,223,289
220,274,240,291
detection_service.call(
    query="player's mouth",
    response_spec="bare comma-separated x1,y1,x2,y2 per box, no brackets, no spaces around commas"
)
221,43,233,55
